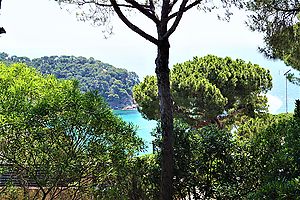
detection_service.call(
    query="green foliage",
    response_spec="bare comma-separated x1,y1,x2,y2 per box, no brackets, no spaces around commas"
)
248,179,300,200
259,22,300,71
134,55,272,126
0,52,139,109
235,111,300,198
295,99,300,120
132,75,160,120
147,106,299,199
90,153,160,200
247,0,300,71
124,154,160,200
1,59,298,199
286,72,300,86
152,121,237,199
0,63,143,199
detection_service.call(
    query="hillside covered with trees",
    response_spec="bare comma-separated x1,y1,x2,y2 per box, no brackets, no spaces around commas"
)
0,52,139,109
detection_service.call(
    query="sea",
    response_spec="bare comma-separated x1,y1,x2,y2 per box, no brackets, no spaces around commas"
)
114,110,157,154
114,64,300,154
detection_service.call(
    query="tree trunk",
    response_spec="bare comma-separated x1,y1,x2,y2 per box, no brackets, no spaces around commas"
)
155,39,174,200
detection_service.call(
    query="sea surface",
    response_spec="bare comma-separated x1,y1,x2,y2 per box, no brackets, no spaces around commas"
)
114,110,157,154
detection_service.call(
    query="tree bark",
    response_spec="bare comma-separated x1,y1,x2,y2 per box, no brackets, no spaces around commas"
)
155,39,174,200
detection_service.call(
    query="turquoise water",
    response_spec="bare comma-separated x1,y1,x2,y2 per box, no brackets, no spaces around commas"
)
114,110,157,154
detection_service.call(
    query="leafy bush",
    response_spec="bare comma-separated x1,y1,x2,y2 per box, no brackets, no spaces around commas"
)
0,63,143,199
153,121,237,199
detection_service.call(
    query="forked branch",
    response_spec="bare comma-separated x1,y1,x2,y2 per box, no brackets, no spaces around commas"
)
77,0,138,8
164,0,189,39
125,0,160,24
110,0,159,45
168,0,202,20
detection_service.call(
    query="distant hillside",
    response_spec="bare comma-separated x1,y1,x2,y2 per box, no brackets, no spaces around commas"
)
0,52,140,109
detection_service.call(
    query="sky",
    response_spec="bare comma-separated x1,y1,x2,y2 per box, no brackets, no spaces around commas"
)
0,0,299,113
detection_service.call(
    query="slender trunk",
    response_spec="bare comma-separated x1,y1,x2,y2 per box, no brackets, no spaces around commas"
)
155,39,174,200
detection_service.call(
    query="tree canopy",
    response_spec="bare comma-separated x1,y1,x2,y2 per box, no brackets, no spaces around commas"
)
133,55,272,127
247,0,300,70
0,52,139,109
54,0,245,198
235,111,300,199
0,62,143,199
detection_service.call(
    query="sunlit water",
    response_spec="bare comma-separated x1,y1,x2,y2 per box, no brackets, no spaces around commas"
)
114,110,157,154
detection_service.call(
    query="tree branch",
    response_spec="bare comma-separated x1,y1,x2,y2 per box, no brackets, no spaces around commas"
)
78,0,136,8
194,107,246,129
0,27,6,34
125,0,160,24
169,0,179,13
168,0,202,20
79,0,159,19
109,0,159,45
163,0,189,39
149,0,156,14
174,104,247,129
162,0,171,19
0,0,5,35
159,0,171,37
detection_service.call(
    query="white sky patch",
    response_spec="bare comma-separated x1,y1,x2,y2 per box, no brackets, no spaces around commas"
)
266,94,283,114
0,0,267,79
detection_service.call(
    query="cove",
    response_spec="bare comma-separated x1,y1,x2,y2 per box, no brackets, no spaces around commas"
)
114,110,157,154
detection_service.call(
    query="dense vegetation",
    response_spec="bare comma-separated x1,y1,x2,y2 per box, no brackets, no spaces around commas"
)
75,105,299,199
131,55,299,199
0,59,299,200
0,63,143,199
0,52,139,109
1,0,299,199
247,0,300,84
147,109,300,199
134,55,272,128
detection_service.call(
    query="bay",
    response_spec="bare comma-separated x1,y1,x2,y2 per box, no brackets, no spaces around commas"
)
114,110,157,154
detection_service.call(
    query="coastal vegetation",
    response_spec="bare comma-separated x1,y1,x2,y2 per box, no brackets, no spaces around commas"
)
247,0,300,85
54,1,248,197
147,110,300,199
130,55,299,199
0,55,299,199
1,0,299,199
0,52,139,109
134,55,272,128
0,62,143,199
248,0,300,71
